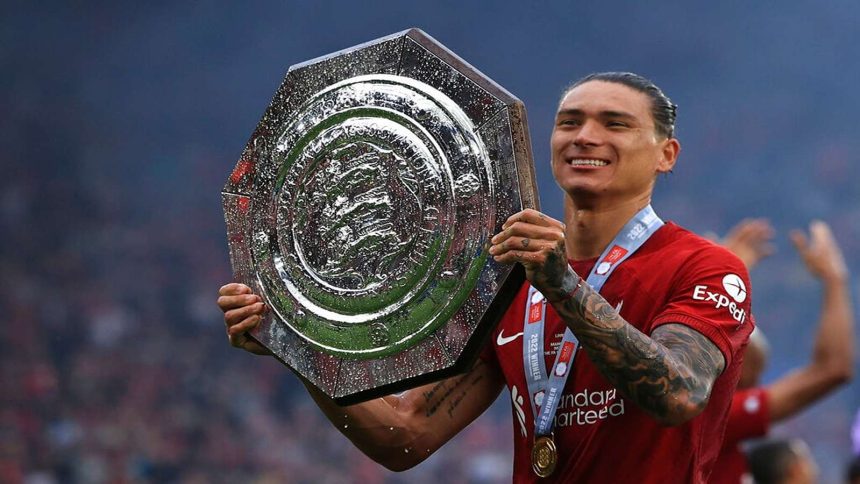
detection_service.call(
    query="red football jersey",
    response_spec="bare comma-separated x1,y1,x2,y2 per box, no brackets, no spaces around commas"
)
709,388,771,484
482,222,754,483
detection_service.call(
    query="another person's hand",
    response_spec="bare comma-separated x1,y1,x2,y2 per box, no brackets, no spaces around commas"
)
719,218,775,270
217,283,272,355
489,209,569,298
790,220,848,284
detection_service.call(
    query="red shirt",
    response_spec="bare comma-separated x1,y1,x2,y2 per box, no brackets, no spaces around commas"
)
482,223,754,483
709,388,771,484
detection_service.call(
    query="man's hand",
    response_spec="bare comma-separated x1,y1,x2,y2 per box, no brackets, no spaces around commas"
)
217,283,272,355
488,209,573,300
791,220,848,283
718,218,775,270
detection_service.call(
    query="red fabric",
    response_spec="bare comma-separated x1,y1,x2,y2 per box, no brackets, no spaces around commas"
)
481,222,754,483
709,388,771,484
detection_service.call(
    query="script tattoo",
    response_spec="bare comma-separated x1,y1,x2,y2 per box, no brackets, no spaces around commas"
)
553,270,725,423
423,361,487,419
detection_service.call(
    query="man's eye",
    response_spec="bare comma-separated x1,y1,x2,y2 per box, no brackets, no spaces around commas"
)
559,119,580,126
607,121,628,128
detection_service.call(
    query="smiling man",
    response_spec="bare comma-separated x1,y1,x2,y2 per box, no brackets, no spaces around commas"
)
219,72,753,483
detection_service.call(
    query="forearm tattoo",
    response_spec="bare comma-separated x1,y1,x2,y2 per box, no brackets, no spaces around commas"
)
422,361,487,419
552,270,725,423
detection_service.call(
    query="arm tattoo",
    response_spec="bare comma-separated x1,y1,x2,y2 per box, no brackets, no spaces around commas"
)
423,361,487,419
552,270,725,423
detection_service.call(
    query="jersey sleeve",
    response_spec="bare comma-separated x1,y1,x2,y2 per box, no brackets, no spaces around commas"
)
723,387,771,444
650,243,753,369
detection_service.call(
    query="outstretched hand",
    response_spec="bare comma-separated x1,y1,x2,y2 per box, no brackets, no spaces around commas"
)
790,220,848,283
217,283,272,355
489,209,572,299
719,218,775,270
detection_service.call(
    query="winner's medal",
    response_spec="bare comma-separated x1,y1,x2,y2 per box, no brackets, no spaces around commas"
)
531,435,558,478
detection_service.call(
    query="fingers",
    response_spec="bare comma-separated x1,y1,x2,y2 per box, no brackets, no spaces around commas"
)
218,283,272,356
503,209,565,231
219,283,252,296
791,220,848,281
227,314,262,336
789,228,808,253
809,220,834,247
218,293,262,312
228,327,272,355
490,227,564,263
224,301,265,327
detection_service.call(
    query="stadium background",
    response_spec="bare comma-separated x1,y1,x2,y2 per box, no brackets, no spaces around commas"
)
2,1,859,482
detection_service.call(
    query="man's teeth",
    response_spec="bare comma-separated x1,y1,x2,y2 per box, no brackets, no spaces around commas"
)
569,159,608,166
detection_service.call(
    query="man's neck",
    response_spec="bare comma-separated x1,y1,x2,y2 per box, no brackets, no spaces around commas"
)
563,193,653,260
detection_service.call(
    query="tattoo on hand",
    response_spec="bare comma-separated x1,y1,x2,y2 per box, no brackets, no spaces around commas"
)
522,238,530,248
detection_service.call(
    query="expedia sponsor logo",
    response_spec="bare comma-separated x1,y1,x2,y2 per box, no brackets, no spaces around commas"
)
692,274,747,323
553,388,625,427
722,274,747,303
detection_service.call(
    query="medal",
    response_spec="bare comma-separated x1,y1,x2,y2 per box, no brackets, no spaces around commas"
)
531,435,558,478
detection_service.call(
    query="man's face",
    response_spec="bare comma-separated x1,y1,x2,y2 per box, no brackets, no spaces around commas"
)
550,80,678,204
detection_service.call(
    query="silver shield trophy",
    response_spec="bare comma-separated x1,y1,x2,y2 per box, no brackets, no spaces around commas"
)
222,28,538,405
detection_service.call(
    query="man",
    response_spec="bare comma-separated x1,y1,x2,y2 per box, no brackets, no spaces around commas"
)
219,72,753,482
710,219,854,484
746,439,819,484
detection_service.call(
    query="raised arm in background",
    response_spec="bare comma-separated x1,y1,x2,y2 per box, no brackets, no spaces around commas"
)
765,221,854,421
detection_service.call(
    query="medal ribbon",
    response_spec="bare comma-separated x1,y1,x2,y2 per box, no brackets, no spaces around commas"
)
522,205,664,437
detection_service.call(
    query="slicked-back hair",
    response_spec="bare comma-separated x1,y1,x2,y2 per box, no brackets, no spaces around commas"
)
563,72,678,139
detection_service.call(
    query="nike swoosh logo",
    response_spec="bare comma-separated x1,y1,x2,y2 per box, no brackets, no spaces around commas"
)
497,330,524,346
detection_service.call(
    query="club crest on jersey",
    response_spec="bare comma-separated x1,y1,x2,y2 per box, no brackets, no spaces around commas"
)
596,245,629,275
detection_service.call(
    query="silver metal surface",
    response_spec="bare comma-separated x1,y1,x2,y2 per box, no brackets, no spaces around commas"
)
223,28,538,404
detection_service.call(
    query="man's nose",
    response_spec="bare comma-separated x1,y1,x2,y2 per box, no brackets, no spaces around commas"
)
573,120,602,147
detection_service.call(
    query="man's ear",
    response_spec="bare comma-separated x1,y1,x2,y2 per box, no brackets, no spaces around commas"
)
657,138,680,174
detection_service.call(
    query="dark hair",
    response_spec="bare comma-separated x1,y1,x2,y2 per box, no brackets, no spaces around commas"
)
564,72,678,139
747,439,799,484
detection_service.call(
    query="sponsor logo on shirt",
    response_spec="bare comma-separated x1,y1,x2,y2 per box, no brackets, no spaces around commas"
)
552,388,625,427
722,274,747,303
691,273,747,323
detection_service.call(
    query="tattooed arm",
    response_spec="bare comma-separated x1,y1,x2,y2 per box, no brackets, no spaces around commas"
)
302,359,505,470
219,284,505,471
490,209,725,426
552,272,724,425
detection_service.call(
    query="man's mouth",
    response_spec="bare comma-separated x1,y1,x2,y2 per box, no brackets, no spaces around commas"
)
567,158,609,167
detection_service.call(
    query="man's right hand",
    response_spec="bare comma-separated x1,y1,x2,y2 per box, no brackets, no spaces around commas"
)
217,283,272,355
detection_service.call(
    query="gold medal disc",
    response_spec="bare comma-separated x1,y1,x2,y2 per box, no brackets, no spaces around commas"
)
531,435,558,478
